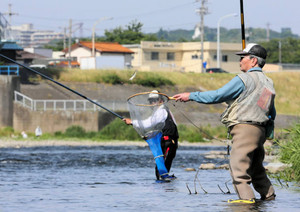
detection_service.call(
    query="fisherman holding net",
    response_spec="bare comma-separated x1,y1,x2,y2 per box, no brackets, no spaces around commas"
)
123,90,178,181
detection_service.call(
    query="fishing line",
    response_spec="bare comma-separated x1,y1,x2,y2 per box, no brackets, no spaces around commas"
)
170,101,231,163
170,102,226,143
0,54,124,119
170,101,233,195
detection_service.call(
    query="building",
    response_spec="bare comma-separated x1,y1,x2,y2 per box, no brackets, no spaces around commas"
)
126,41,245,73
63,41,133,70
10,24,64,48
0,40,23,61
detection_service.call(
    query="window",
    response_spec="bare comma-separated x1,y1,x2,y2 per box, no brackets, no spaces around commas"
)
167,52,175,61
222,55,228,62
192,54,198,59
151,52,159,60
213,55,228,62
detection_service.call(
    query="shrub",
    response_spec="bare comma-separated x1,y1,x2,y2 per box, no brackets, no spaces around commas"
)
135,76,174,87
277,123,300,182
96,118,141,141
64,125,86,138
101,73,123,84
177,124,206,143
0,127,14,137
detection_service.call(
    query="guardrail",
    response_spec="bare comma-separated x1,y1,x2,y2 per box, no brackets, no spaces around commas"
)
0,65,19,75
14,91,128,112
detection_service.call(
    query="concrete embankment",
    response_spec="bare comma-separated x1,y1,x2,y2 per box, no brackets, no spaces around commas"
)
0,76,20,128
1,79,300,133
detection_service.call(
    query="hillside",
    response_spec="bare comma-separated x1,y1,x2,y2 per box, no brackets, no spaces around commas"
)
154,27,299,43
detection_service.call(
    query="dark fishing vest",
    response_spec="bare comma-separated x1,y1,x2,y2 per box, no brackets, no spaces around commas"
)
162,111,179,140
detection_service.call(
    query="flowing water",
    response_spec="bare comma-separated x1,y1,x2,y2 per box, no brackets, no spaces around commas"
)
0,144,299,212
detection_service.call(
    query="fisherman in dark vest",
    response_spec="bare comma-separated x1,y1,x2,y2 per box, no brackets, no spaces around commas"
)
123,90,179,180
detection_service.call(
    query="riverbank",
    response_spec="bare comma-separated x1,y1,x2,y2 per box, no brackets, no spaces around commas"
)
0,138,227,148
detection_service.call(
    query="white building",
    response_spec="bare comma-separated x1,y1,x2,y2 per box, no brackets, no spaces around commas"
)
63,41,133,70
10,24,64,48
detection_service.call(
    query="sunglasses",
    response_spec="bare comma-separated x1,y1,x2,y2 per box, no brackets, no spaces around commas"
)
240,56,248,61
240,55,256,62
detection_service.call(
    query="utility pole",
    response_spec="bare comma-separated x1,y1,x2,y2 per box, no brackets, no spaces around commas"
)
4,4,18,40
266,22,270,41
278,40,282,64
92,17,113,57
4,4,18,27
68,19,72,68
63,27,67,50
196,0,208,73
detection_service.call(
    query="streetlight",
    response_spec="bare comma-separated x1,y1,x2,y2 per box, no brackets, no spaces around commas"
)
92,17,113,57
217,13,237,68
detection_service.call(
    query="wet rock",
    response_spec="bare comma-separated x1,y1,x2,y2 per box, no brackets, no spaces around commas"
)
204,151,228,159
265,162,291,173
217,164,229,169
199,163,216,169
205,154,227,159
264,155,277,163
185,168,196,171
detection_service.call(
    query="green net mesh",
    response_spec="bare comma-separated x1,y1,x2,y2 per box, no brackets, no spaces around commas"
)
127,91,170,138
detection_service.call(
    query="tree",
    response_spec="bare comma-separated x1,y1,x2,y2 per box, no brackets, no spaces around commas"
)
43,39,65,51
261,38,300,64
99,20,158,44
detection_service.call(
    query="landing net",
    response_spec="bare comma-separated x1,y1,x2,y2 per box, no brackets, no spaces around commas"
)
127,91,170,139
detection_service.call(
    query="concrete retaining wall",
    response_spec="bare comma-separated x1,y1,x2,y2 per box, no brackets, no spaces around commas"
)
0,76,20,128
13,102,129,134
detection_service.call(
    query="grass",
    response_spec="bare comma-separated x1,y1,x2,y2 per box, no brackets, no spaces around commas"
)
274,123,300,182
0,120,226,143
53,68,300,115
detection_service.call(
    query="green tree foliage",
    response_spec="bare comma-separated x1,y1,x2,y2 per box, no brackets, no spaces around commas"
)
261,38,300,63
99,20,158,44
154,27,299,43
43,39,65,51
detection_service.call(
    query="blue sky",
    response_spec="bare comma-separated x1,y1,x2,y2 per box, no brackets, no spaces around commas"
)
1,0,299,38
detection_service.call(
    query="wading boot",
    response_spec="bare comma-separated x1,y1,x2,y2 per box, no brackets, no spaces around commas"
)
228,199,256,204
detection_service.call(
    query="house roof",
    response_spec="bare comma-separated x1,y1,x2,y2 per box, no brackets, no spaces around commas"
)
16,50,47,60
0,41,23,51
64,41,133,54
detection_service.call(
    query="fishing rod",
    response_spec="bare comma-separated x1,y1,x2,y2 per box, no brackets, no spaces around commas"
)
240,0,246,49
0,54,124,119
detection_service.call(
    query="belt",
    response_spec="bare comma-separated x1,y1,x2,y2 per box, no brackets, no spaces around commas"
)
244,121,266,126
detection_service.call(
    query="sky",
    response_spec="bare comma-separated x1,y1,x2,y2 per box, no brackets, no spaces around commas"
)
1,0,300,38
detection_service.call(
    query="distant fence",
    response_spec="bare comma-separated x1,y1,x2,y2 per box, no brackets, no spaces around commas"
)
282,63,300,70
0,65,19,75
14,91,128,112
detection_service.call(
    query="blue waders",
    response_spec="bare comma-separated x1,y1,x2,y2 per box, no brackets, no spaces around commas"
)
145,132,170,179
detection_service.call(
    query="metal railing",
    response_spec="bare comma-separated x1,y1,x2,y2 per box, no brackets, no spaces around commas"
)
0,65,19,75
14,91,128,112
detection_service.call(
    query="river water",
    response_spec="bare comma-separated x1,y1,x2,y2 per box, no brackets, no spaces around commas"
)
0,144,299,212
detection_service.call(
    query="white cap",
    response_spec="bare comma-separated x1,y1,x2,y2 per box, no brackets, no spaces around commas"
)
235,43,267,59
148,90,159,98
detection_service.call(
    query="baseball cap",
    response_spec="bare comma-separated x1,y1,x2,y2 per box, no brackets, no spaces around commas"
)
235,43,267,60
